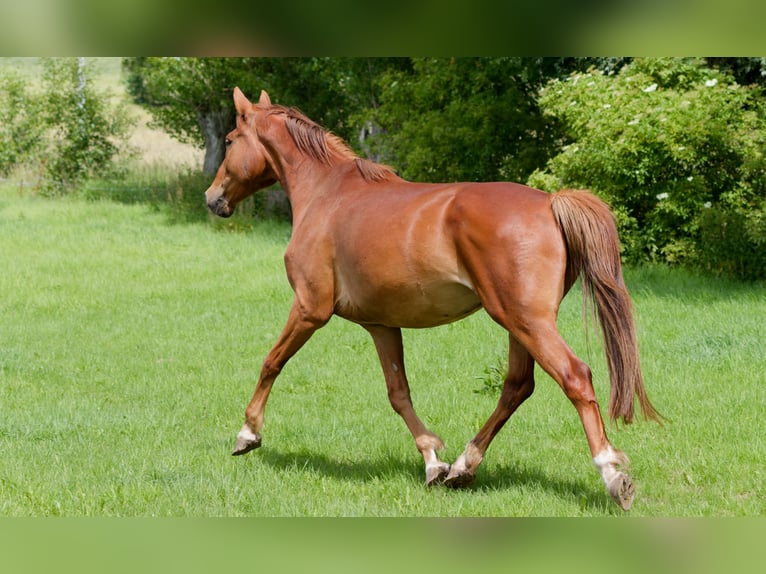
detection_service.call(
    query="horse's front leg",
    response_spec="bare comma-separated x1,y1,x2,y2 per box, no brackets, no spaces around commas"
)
233,298,329,455
364,325,451,486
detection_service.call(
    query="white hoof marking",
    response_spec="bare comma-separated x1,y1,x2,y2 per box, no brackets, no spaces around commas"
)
237,425,259,443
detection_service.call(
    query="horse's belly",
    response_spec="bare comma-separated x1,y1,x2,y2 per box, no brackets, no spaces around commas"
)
335,280,482,328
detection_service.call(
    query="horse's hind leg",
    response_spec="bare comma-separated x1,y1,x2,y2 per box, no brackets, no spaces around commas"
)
516,322,635,510
445,334,535,487
365,325,451,486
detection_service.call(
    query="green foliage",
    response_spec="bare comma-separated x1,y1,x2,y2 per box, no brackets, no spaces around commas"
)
80,163,291,229
123,57,253,148
0,59,133,194
696,203,766,281
259,58,410,147
531,57,766,278
120,57,154,105
124,57,620,181
705,57,766,87
369,58,563,183
122,57,408,175
81,167,211,221
159,170,291,229
0,68,44,176
38,58,134,194
473,355,506,395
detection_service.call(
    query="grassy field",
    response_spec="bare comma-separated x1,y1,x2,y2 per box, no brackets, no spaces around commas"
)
0,187,763,517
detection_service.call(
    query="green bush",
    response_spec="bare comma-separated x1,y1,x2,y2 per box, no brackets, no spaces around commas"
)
370,58,561,184
0,59,134,194
529,57,766,277
0,68,44,176
696,203,766,281
38,58,134,194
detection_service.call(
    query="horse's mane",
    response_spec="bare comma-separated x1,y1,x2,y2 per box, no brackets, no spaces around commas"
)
267,105,396,183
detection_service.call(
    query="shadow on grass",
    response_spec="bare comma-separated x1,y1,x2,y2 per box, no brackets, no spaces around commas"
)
255,447,615,514
258,447,423,484
474,462,618,514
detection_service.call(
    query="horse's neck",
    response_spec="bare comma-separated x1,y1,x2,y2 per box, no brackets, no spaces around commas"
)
276,157,341,222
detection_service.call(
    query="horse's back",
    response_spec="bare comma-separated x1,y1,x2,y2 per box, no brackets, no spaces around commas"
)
446,181,557,231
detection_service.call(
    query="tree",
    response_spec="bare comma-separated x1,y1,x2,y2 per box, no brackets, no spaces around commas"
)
0,67,44,176
366,57,604,184
122,57,409,176
124,57,623,182
705,57,766,88
123,58,259,176
38,58,133,193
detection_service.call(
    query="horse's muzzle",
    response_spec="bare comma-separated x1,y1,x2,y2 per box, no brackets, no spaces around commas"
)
207,195,233,218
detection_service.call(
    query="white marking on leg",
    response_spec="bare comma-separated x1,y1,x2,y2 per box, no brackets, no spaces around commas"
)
416,435,447,480
421,448,435,464
451,442,482,475
593,445,627,488
423,448,450,484
237,424,259,443
423,448,442,470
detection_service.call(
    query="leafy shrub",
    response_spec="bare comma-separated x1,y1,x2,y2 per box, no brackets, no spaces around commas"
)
0,68,44,176
370,58,562,183
529,57,766,275
38,58,134,194
696,203,766,281
155,170,291,228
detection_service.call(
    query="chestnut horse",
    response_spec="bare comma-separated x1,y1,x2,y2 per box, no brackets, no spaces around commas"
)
205,88,661,510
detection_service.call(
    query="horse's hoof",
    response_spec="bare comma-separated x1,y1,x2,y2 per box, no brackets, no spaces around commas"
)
444,467,475,489
607,473,635,511
232,428,262,456
425,463,450,487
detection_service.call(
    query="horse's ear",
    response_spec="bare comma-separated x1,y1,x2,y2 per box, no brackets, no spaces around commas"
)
259,90,272,107
233,87,251,115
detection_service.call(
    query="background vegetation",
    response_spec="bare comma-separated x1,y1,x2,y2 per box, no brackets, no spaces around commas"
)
1,58,133,194
3,56,765,279
529,58,766,279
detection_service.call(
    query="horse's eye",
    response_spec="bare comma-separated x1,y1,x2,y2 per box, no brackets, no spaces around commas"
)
225,138,232,148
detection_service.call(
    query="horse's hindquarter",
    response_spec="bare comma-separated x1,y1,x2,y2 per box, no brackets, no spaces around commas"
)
447,183,568,321
328,181,565,328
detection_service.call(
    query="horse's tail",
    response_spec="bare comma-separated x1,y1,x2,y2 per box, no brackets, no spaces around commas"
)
550,189,662,424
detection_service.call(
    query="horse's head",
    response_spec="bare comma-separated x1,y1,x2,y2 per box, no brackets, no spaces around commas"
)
205,88,278,218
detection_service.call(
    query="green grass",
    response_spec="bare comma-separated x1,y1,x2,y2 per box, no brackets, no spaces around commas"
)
0,190,764,516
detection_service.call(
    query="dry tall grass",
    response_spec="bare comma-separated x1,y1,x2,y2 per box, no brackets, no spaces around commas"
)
127,105,203,169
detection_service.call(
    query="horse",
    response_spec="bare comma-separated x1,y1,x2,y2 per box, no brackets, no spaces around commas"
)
204,88,662,511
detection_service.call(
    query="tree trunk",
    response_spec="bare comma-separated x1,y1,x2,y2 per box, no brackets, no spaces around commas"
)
198,107,233,177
